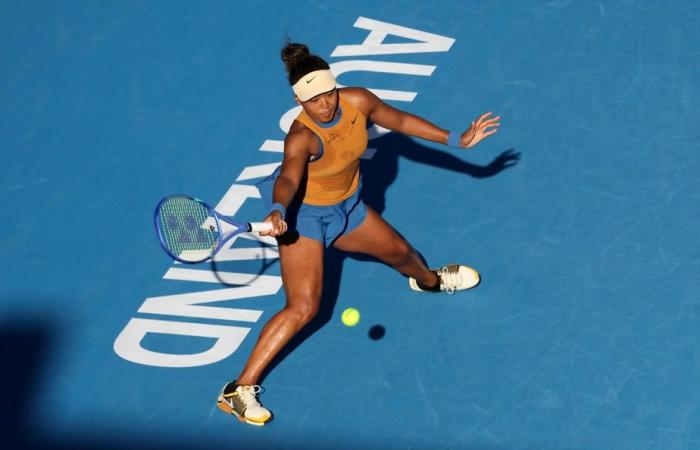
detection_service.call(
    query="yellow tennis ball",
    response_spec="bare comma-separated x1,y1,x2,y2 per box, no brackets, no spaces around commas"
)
341,307,360,327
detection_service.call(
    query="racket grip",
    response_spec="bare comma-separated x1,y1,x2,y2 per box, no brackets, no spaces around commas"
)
249,222,274,233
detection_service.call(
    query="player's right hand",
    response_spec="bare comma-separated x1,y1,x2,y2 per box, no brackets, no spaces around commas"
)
261,211,287,237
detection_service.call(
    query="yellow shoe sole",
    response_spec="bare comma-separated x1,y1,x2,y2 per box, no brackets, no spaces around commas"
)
216,395,271,426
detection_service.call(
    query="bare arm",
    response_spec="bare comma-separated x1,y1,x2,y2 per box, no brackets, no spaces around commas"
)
260,123,317,237
343,87,500,149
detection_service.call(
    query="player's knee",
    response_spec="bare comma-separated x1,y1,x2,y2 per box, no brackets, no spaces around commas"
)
297,302,319,325
287,298,320,325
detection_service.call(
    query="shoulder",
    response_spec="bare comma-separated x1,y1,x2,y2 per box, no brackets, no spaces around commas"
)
339,87,379,117
285,120,319,158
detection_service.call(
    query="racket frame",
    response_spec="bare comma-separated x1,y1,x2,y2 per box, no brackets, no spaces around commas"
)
153,194,269,264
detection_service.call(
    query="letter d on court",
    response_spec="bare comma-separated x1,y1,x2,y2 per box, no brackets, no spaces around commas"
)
113,318,250,368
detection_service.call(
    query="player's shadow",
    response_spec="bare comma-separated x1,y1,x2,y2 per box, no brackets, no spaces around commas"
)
258,133,520,383
361,132,520,217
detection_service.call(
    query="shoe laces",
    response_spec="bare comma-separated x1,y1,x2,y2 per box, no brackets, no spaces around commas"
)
237,385,263,405
438,266,458,295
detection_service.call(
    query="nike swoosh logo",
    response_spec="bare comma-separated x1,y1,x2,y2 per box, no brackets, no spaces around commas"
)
351,113,358,124
305,76,317,84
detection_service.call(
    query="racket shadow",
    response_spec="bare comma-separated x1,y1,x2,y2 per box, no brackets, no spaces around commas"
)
209,241,280,287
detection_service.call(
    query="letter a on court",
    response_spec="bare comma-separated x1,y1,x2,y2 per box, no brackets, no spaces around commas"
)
331,17,455,57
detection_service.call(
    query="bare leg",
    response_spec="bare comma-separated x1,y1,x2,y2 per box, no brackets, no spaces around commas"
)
333,206,438,287
236,235,324,385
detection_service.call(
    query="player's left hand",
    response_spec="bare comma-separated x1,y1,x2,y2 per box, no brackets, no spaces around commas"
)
460,112,500,148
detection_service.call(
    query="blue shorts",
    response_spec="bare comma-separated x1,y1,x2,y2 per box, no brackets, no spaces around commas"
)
256,167,368,247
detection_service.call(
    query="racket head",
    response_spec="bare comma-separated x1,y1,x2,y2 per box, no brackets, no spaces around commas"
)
153,195,223,263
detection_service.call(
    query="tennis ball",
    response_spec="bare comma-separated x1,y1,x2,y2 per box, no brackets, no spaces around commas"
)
341,307,360,327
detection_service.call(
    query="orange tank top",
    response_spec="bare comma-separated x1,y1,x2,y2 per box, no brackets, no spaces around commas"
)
294,93,368,206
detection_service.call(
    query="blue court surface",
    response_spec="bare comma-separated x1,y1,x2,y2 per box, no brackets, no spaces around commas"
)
2,1,699,449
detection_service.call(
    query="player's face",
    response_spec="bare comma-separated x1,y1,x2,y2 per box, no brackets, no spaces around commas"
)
300,89,338,123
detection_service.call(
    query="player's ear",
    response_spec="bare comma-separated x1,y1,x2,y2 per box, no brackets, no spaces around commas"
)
293,95,301,105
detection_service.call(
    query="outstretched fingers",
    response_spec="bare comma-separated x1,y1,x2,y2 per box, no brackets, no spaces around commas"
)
479,114,500,127
481,127,499,138
477,114,500,135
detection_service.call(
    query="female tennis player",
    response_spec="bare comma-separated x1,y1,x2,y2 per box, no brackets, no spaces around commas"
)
217,43,500,426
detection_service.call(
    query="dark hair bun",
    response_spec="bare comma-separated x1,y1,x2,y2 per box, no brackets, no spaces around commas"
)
280,41,330,85
281,43,311,73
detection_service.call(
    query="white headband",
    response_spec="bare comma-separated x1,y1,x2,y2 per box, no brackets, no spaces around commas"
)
292,69,337,102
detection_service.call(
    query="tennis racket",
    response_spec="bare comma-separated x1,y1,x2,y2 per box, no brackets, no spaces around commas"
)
153,195,273,264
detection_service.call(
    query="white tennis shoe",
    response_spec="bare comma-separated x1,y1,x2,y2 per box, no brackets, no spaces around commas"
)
409,264,480,294
217,382,272,426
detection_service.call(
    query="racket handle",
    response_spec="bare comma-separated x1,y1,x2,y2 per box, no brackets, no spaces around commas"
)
249,222,274,233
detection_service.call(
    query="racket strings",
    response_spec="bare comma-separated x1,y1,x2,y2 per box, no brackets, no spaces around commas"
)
157,197,220,261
